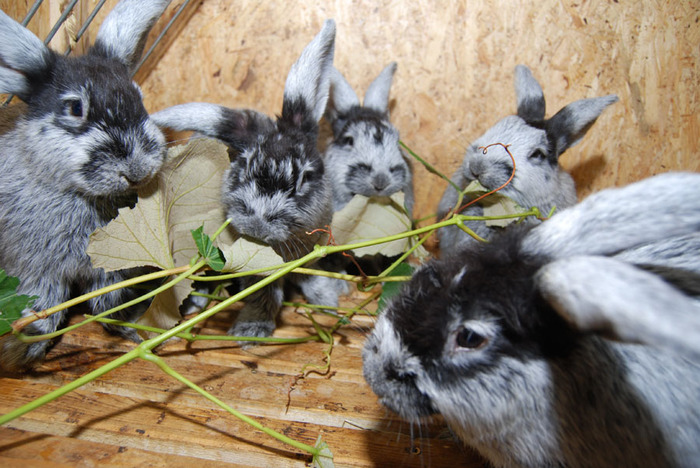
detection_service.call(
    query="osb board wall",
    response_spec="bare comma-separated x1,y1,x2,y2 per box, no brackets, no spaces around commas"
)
3,0,698,221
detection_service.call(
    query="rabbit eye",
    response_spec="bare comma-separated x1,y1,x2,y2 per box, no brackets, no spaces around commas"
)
64,99,84,118
356,163,372,172
340,135,354,147
455,327,486,350
389,165,405,175
529,149,546,160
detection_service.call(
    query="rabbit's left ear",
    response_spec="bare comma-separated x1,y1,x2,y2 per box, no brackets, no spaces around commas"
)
536,255,700,361
151,102,274,153
281,19,336,128
90,0,172,73
545,94,618,156
0,9,53,99
363,61,397,114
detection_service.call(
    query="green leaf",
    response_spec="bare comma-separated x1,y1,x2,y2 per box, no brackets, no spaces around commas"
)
0,269,37,336
312,434,335,468
377,262,414,314
462,180,529,227
331,192,418,257
192,225,226,271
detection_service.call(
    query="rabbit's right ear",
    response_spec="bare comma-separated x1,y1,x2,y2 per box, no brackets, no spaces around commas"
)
536,255,700,361
522,172,700,259
280,19,336,129
90,0,172,73
151,103,274,153
363,61,397,115
514,64,546,123
325,67,360,124
0,10,54,99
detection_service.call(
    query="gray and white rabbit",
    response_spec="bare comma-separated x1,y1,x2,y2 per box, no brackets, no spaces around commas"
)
0,0,171,371
437,65,618,252
363,172,700,468
152,20,343,339
324,62,413,214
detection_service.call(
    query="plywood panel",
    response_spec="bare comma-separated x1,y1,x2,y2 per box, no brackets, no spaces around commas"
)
137,0,699,222
3,0,698,220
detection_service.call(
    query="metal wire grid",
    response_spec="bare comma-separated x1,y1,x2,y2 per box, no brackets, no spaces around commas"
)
4,0,192,104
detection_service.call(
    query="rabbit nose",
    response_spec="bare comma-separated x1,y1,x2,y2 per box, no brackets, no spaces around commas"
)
468,161,482,179
372,173,390,192
121,173,141,187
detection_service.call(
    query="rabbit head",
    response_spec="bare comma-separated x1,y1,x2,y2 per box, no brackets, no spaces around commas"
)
0,1,168,197
365,172,700,467
324,62,413,213
152,20,336,262
437,65,618,250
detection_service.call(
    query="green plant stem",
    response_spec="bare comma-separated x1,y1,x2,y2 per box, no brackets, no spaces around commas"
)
92,317,321,344
0,348,140,425
141,351,319,457
11,265,192,331
399,140,461,193
1,209,540,453
18,260,208,343
377,229,432,279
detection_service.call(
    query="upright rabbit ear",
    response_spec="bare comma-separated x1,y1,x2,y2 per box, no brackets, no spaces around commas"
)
281,19,336,128
363,61,397,115
536,256,700,361
545,93,618,156
151,103,274,153
90,0,172,73
514,65,546,123
522,172,700,259
326,67,359,118
0,10,54,99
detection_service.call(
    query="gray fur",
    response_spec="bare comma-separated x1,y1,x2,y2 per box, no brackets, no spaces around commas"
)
538,255,700,361
437,64,618,253
364,172,700,467
0,1,169,371
324,62,414,213
91,0,172,73
153,20,337,340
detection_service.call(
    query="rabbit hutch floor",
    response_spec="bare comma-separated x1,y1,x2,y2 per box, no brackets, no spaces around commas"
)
0,288,486,467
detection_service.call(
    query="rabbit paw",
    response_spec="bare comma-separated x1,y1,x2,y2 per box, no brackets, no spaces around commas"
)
0,334,54,372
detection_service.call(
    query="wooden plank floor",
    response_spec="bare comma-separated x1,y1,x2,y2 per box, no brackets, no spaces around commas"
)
0,289,486,467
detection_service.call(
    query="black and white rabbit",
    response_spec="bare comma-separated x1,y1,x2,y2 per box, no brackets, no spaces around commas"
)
0,1,171,371
363,172,700,467
152,20,343,339
324,62,413,214
437,65,618,252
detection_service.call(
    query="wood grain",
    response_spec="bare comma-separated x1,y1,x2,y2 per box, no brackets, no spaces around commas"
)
1,297,486,467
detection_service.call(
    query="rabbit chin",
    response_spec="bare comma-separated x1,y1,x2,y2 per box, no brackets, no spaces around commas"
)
362,318,436,421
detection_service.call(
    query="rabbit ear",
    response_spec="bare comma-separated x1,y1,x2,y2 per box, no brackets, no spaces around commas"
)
90,0,171,73
522,172,700,259
545,94,618,156
326,67,359,116
281,19,336,127
0,9,54,99
151,103,274,153
536,255,700,361
363,61,397,114
514,64,546,123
